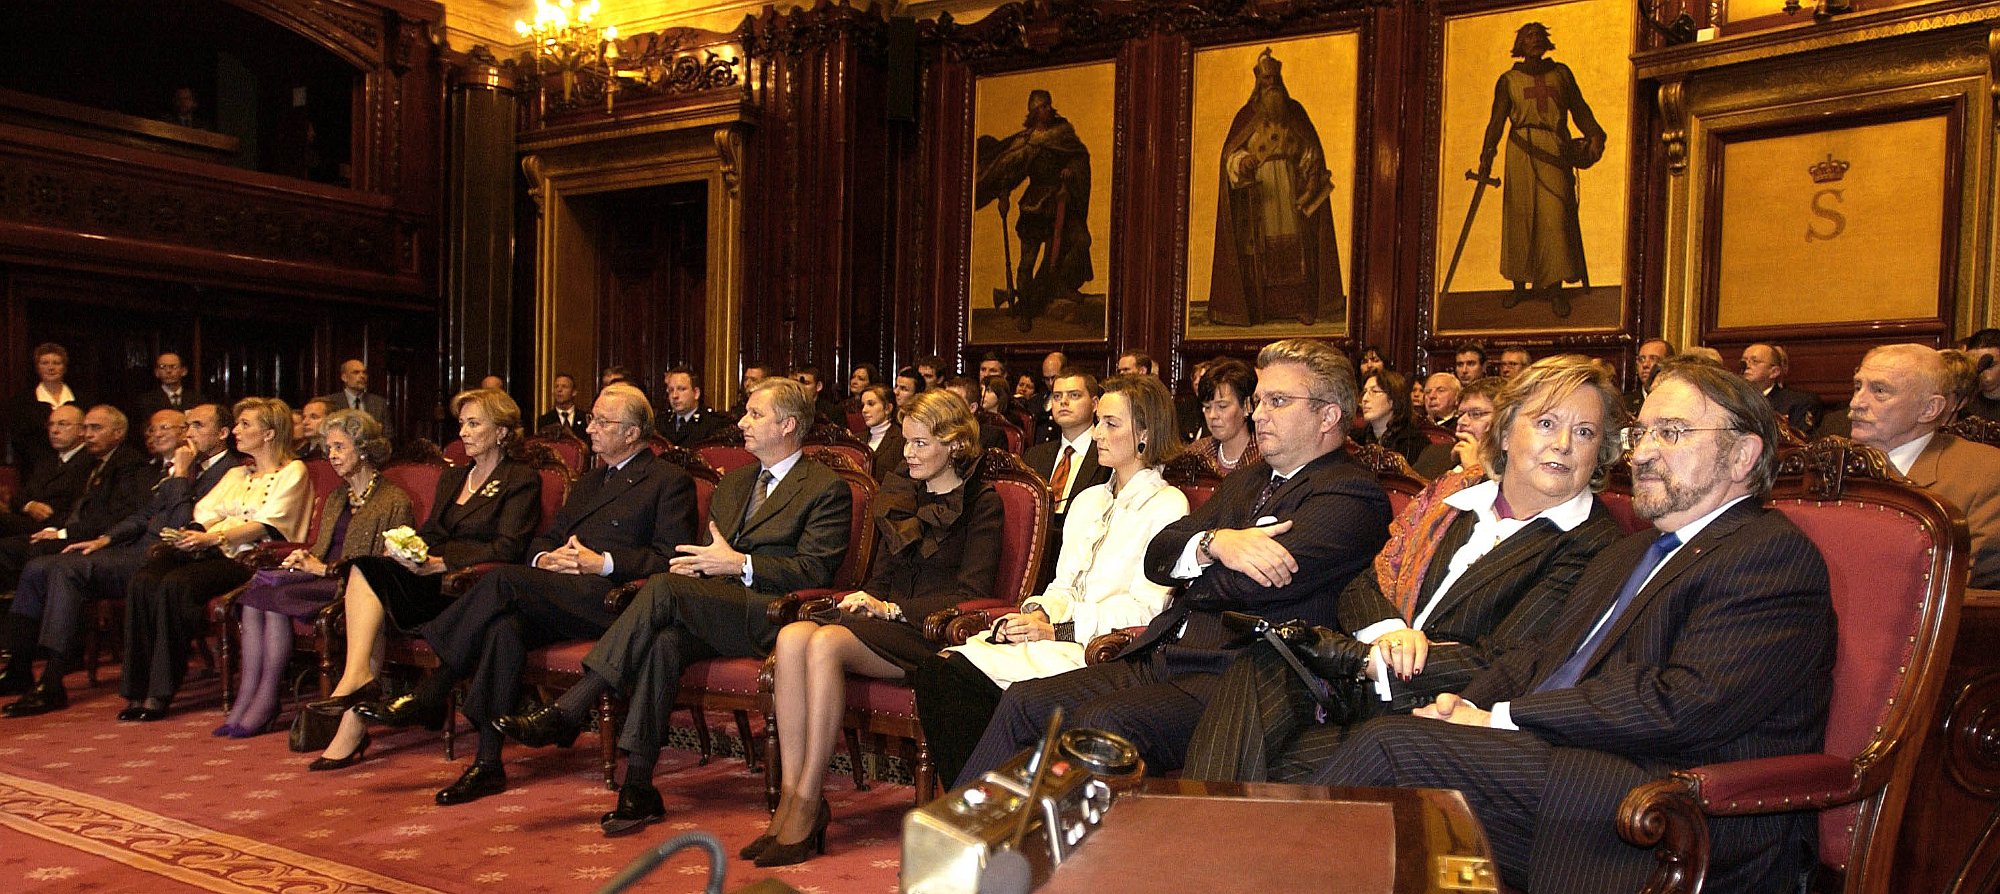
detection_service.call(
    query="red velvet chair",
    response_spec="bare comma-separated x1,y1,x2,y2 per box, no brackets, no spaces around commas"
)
1162,450,1223,513
761,448,1052,806
1616,438,1967,893
527,431,589,475
979,411,1024,453
691,427,756,477
804,422,874,475
441,439,470,467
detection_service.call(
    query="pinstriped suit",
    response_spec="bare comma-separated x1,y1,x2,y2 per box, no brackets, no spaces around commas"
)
1182,496,1619,782
1316,499,1833,894
953,449,1392,785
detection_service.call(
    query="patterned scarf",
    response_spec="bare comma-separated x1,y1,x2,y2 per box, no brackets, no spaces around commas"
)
1375,466,1486,622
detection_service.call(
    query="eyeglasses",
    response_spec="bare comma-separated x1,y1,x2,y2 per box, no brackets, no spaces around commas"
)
1620,424,1739,451
1248,393,1332,413
586,417,634,431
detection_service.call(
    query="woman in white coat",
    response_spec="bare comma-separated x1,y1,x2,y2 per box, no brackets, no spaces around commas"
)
910,374,1189,785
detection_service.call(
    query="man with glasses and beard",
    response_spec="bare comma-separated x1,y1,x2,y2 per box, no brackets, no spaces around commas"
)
1308,359,1834,893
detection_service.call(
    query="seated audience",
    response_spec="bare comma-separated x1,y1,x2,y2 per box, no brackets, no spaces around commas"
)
753,389,1002,865
1176,358,1214,442
0,406,151,591
1455,344,1487,386
486,377,849,836
1,404,232,715
1310,359,1833,893
1115,351,1156,378
892,366,927,409
307,388,541,769
956,338,1391,782
294,398,332,459
858,383,904,481
1423,372,1462,426
354,383,694,805
1182,355,1623,782
912,375,1188,786
1415,376,1505,479
845,364,880,415
914,355,945,389
1354,370,1428,465
794,366,844,425
1024,370,1110,591
120,398,311,722
1847,344,2000,587
979,375,1014,420
1355,345,1386,381
129,352,203,422
945,376,1006,451
534,372,590,439
222,409,412,738
1624,337,1674,415
1186,358,1260,475
1963,328,2000,422
977,353,1007,382
4,343,83,468
1498,347,1532,378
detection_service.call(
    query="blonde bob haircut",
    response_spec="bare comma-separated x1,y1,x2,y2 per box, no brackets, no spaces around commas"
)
232,397,297,463
900,389,981,462
1478,354,1625,490
451,388,524,445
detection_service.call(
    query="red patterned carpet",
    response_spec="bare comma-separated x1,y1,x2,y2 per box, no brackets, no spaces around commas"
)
0,671,911,893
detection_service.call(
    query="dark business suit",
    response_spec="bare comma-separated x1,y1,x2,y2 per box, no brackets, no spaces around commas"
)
1182,498,1619,782
2,390,84,469
957,449,1392,783
533,407,591,441
1316,500,1834,893
1765,384,1822,434
418,450,694,730
581,455,852,758
128,387,204,423
1,448,95,538
1021,437,1109,592
657,408,732,447
0,445,153,589
9,453,232,675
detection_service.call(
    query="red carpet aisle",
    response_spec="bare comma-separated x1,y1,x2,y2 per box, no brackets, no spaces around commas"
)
0,673,909,893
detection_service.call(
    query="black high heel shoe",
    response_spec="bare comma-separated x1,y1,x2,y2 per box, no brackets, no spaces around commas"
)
307,732,371,771
306,680,382,716
754,800,831,867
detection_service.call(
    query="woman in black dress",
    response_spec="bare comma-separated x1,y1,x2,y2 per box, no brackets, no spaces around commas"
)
305,388,542,770
1354,369,1429,465
748,389,1003,866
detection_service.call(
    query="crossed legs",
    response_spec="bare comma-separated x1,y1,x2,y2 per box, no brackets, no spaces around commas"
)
761,621,901,853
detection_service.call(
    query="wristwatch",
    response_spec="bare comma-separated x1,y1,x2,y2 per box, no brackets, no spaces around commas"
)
1197,529,1219,564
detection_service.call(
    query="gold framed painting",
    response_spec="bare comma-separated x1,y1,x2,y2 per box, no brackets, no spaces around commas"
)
1705,105,1957,333
967,61,1117,345
1184,32,1360,341
1431,0,1636,336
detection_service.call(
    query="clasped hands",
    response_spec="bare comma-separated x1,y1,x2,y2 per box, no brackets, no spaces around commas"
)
989,608,1054,644
281,549,329,577
537,535,607,575
837,591,895,620
1207,519,1297,587
668,522,747,577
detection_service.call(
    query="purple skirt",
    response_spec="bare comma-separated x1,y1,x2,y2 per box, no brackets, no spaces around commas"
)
237,567,341,620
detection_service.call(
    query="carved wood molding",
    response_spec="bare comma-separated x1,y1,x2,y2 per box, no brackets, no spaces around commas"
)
744,0,891,57
520,27,747,121
1657,78,1688,175
922,0,1387,63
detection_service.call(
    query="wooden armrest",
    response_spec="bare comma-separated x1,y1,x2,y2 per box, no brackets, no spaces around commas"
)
1616,777,1709,894
605,578,649,613
206,583,252,623
1671,753,1860,814
1084,627,1144,665
768,588,851,626
943,610,1002,646
924,606,970,642
313,596,347,637
242,541,307,569
441,562,505,598
925,598,1017,643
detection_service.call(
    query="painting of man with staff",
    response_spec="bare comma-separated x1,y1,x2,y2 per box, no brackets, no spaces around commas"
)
974,89,1094,335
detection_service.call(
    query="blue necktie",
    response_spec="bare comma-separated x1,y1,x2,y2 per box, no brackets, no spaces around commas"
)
1533,531,1682,693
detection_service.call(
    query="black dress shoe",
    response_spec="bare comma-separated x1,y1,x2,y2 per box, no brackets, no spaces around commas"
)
0,670,32,697
494,703,581,749
354,693,446,731
435,762,507,806
599,782,665,837
305,679,382,716
130,706,169,722
116,704,146,722
2,684,67,717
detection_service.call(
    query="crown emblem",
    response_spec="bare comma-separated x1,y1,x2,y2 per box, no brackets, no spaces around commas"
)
1808,153,1849,184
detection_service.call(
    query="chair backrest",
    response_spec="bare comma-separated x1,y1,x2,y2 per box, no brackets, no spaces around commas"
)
846,409,867,438
1944,413,2000,447
298,457,343,545
1161,450,1223,513
442,439,470,466
1767,438,1965,882
979,411,1024,453
691,426,757,477
1419,423,1455,446
381,461,446,526
388,438,452,468
802,446,880,589
652,443,723,547
1347,442,1426,517
805,422,874,474
977,448,1053,606
1007,407,1038,447
526,434,588,475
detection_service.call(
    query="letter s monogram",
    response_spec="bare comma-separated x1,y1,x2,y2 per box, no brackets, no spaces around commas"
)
1805,189,1846,242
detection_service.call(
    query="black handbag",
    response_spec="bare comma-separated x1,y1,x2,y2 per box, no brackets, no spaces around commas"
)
289,705,340,753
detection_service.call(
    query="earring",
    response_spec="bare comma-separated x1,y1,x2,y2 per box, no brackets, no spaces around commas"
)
1137,441,1147,453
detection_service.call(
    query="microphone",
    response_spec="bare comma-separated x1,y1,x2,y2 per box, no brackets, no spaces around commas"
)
978,707,1066,894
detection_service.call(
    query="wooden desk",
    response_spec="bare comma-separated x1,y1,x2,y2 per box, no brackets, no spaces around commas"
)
1038,779,1497,893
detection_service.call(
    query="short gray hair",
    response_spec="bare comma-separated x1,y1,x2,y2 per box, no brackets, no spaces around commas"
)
596,383,655,438
321,408,392,467
752,376,816,439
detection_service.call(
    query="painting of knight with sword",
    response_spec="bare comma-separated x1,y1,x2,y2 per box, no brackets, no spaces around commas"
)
975,89,1094,334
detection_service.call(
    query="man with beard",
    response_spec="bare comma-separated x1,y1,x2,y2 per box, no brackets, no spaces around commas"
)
1207,49,1343,327
1309,359,1834,893
975,90,1094,333
1479,22,1606,318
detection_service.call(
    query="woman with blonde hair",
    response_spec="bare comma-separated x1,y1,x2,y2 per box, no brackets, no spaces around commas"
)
120,397,311,722
913,374,1190,785
306,388,542,769
221,409,413,737
748,389,1004,866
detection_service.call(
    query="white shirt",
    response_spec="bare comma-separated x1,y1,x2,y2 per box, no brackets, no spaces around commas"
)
1355,480,1595,700
1489,493,1754,730
1885,431,1935,477
35,384,74,408
740,449,804,585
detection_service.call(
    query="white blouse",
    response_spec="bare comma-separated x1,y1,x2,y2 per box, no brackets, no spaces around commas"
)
192,460,312,556
948,467,1187,687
